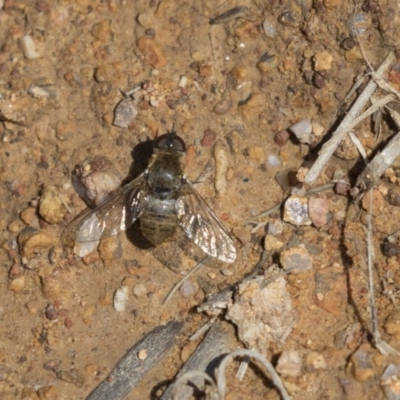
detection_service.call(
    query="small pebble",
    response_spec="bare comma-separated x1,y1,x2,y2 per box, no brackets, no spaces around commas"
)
137,350,147,360
37,385,58,399
185,144,196,169
18,228,56,258
201,129,217,147
232,226,251,246
314,51,333,71
73,155,122,207
8,219,25,234
308,197,330,227
381,364,400,399
264,235,283,251
288,119,313,144
137,12,154,28
91,20,113,42
283,196,312,226
348,344,376,382
20,207,37,225
267,154,281,167
113,99,138,128
226,130,242,154
133,283,147,297
276,350,302,377
262,17,277,37
274,130,290,146
45,304,58,320
323,0,340,8
19,35,41,59
114,286,129,312
26,300,41,314
179,280,195,298
246,146,265,164
137,37,167,69
56,120,74,141
387,187,400,207
304,351,327,370
39,186,67,224
8,275,25,293
266,221,283,235
56,369,85,388
384,309,400,336
361,189,385,216
213,140,230,196
213,98,233,115
280,246,313,273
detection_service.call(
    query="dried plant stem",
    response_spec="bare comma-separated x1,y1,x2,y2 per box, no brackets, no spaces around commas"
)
163,256,209,304
365,189,400,356
216,349,291,400
356,130,400,190
305,52,395,186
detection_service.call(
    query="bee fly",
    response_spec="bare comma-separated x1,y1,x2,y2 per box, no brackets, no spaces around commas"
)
62,131,236,263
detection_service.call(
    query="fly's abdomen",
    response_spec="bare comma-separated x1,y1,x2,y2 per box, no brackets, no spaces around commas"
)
140,198,177,245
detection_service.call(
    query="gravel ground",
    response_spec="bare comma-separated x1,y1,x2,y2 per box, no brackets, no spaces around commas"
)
1,1,400,399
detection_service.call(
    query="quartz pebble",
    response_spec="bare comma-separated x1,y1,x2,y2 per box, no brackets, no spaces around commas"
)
288,119,313,144
20,35,41,59
276,350,302,377
280,246,313,273
114,286,129,312
113,98,138,128
179,280,195,298
283,196,311,226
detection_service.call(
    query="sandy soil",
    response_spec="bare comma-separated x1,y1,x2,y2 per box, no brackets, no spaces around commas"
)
1,0,400,399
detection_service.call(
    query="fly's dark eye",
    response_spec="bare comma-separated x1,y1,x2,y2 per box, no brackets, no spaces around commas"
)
170,136,186,152
154,132,186,152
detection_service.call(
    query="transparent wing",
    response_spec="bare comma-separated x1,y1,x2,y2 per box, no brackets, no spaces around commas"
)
176,179,236,263
61,173,148,247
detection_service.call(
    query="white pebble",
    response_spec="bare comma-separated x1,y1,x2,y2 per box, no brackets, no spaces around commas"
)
213,140,230,196
114,286,129,312
267,154,281,167
263,17,277,37
133,283,147,297
180,280,195,298
19,35,41,59
288,119,313,144
179,75,187,88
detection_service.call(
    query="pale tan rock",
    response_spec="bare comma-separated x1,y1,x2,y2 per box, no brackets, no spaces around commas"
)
137,37,167,69
314,51,333,71
39,185,67,224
